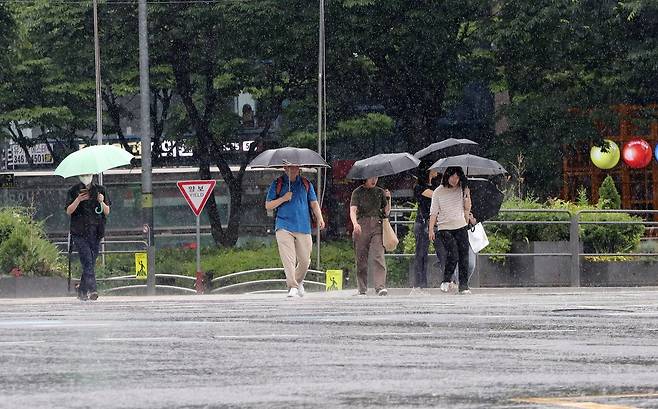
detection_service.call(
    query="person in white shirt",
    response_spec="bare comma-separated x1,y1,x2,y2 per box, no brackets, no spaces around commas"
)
428,166,472,294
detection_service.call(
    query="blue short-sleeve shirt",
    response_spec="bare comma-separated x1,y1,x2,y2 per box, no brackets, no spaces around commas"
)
266,175,318,234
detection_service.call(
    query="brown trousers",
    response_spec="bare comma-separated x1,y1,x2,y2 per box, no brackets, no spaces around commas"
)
353,217,387,293
276,229,313,289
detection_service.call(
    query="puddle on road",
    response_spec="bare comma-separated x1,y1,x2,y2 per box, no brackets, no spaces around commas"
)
551,306,635,314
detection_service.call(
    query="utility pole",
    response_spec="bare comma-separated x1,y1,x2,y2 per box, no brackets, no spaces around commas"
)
138,0,156,295
92,0,106,265
93,0,103,180
316,0,326,269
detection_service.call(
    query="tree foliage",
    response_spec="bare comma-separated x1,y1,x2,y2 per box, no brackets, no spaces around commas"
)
328,0,493,151
489,0,658,197
4,0,658,248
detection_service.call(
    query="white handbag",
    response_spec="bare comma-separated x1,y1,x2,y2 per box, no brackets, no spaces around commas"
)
467,222,489,253
382,218,399,252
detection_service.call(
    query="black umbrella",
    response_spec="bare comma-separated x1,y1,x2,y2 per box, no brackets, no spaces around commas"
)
468,178,504,222
248,147,329,168
414,138,479,161
346,153,420,179
429,154,507,176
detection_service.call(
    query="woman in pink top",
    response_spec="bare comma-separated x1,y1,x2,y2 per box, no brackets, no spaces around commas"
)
428,166,472,294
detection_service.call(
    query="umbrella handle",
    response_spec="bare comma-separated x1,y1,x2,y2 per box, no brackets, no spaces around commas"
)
95,205,103,214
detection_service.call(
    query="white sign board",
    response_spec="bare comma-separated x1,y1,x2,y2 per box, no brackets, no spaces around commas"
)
8,143,54,166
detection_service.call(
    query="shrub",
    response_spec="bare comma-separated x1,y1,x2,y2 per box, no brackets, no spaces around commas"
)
0,207,63,276
597,175,621,209
486,196,643,256
580,211,644,254
486,196,571,242
482,231,512,263
576,186,589,206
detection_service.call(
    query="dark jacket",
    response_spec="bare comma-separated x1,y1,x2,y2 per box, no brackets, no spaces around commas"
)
65,183,111,239
414,182,432,223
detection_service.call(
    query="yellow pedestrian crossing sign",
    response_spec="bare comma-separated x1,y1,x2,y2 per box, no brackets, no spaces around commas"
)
325,270,342,291
135,253,147,279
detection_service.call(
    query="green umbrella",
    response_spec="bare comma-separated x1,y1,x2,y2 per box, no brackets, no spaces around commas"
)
54,145,134,178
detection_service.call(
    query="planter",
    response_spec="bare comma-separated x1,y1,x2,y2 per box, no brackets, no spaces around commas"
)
472,241,571,287
407,245,657,287
407,250,478,288
471,256,511,287
508,241,572,286
0,276,68,298
407,254,444,288
582,260,658,286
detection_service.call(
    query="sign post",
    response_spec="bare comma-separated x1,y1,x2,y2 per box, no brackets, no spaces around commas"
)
177,180,217,294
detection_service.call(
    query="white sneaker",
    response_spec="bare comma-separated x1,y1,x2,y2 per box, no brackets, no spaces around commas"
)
353,291,367,296
459,289,472,295
376,288,388,296
287,288,299,298
439,282,453,293
298,283,305,297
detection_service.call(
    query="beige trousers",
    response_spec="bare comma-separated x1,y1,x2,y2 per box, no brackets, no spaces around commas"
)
353,217,387,293
276,229,313,289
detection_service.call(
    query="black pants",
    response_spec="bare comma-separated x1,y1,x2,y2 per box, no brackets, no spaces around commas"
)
72,225,101,294
413,220,429,288
438,226,470,290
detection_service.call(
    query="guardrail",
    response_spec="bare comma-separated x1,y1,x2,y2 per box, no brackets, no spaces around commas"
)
96,274,197,294
57,207,658,293
57,237,199,295
387,207,658,287
570,209,658,285
210,268,326,294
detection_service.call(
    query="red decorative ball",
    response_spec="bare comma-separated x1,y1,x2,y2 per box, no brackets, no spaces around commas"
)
622,138,652,169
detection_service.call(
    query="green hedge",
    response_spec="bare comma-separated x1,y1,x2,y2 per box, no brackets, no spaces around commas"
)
488,197,644,256
0,207,63,277
399,196,644,263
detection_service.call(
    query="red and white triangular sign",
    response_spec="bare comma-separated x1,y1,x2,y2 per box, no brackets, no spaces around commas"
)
177,180,217,216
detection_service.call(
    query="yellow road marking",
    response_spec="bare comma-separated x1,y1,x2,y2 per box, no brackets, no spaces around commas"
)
513,398,636,408
565,393,658,400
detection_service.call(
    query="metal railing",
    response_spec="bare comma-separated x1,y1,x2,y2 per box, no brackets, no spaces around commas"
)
58,207,658,293
58,237,199,295
210,268,326,294
570,209,658,285
387,207,658,287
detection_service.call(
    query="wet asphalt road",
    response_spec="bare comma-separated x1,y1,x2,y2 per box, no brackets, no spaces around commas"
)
1,288,657,409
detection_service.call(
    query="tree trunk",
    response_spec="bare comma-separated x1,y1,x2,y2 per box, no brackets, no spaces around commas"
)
150,89,173,165
102,88,132,152
168,38,284,248
198,157,226,245
9,125,35,168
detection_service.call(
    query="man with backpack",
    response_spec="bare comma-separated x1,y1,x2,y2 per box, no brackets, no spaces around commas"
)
265,165,325,298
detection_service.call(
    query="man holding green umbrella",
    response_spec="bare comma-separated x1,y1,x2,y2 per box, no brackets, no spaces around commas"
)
65,174,111,301
56,145,131,301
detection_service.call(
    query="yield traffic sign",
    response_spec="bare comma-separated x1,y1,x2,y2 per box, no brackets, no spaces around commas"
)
177,180,217,216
